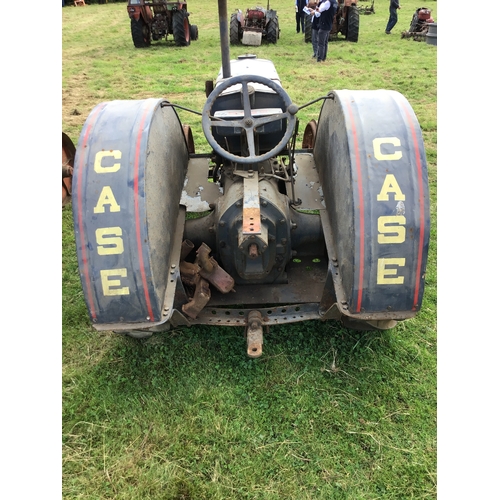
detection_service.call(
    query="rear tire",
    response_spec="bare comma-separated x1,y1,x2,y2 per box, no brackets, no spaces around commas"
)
304,14,312,43
230,13,240,44
190,24,198,41
173,10,191,46
345,6,359,42
409,12,419,32
266,17,279,44
131,17,151,48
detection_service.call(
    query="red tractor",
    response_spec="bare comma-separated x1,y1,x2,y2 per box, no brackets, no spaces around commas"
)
305,0,360,43
127,0,198,48
401,7,434,40
230,3,280,46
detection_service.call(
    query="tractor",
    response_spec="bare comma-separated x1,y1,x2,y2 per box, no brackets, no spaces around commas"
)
401,7,434,41
305,0,360,43
68,0,430,357
230,2,279,46
126,0,198,48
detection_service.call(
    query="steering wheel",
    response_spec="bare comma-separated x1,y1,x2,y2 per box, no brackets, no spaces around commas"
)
202,74,298,164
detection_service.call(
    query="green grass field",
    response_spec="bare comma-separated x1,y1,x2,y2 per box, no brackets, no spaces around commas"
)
60,1,439,498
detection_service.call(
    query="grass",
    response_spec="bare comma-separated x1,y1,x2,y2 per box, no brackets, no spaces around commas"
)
62,1,437,498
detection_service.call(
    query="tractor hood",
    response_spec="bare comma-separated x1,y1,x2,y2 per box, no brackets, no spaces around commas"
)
215,55,281,96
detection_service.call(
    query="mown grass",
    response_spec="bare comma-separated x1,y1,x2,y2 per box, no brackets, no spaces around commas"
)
62,1,437,498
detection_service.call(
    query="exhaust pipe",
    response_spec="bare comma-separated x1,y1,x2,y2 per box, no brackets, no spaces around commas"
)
218,0,231,78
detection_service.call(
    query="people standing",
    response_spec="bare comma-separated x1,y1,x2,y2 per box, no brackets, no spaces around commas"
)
309,2,320,59
314,0,337,63
296,0,308,34
385,0,401,34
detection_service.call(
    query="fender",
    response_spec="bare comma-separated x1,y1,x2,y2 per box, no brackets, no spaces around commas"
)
315,89,430,318
72,98,189,328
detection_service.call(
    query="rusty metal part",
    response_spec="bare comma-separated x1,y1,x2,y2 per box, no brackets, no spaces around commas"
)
245,310,263,358
242,174,261,234
182,277,211,319
182,124,195,154
62,132,76,207
301,120,317,149
248,243,259,259
179,260,201,286
181,239,195,260
196,243,235,293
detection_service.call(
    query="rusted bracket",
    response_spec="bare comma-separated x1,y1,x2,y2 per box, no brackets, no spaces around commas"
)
243,173,261,234
196,242,235,293
246,310,263,358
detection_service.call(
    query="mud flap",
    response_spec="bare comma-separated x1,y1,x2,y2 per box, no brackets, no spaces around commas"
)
314,90,430,320
72,99,189,328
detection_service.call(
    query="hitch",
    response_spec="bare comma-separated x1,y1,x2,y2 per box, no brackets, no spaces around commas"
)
245,310,263,358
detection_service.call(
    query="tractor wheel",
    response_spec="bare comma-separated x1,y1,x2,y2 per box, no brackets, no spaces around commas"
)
131,17,151,48
173,10,191,46
304,14,312,43
230,13,240,44
266,17,279,44
62,132,76,207
302,120,317,149
190,24,198,41
409,12,419,32
345,5,359,42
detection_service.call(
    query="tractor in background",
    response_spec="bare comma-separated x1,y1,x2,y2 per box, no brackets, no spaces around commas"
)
230,2,279,46
401,7,434,41
126,0,198,48
305,0,360,43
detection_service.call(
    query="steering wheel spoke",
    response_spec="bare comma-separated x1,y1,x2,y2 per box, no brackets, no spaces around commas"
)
252,112,288,128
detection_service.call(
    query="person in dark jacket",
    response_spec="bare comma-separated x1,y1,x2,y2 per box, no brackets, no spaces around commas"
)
385,0,401,34
313,0,337,62
304,1,320,58
296,0,308,33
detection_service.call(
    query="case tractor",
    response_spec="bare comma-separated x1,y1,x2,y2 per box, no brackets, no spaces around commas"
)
126,0,198,48
66,0,430,357
305,0,360,43
230,2,279,46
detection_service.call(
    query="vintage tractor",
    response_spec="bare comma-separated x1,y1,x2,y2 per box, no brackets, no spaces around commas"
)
401,7,434,41
126,0,198,48
69,0,430,357
305,0,360,43
230,2,279,46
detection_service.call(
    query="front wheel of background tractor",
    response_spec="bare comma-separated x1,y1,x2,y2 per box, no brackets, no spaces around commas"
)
266,18,279,44
345,5,359,42
190,24,198,41
131,17,151,48
304,14,312,43
230,13,240,44
173,10,191,46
